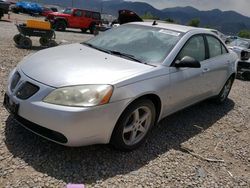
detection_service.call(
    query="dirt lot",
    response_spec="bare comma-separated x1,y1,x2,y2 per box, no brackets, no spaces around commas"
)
0,13,250,188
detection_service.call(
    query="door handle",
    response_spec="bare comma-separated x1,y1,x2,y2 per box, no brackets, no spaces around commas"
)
202,68,210,73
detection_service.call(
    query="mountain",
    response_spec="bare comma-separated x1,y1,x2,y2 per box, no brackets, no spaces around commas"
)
36,0,250,34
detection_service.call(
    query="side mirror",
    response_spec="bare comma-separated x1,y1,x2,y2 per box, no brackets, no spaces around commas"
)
175,56,201,68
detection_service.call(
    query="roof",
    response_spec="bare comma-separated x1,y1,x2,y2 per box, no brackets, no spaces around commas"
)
130,21,210,33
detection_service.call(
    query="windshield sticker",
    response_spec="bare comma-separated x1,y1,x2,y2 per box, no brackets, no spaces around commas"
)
159,29,180,36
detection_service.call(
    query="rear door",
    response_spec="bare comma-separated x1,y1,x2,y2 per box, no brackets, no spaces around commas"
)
202,35,231,95
71,9,83,28
82,11,92,28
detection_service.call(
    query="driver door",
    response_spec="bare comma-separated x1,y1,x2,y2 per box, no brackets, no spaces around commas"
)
164,35,208,115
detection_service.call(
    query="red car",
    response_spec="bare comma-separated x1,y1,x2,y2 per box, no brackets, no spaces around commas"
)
41,7,53,17
46,8,101,34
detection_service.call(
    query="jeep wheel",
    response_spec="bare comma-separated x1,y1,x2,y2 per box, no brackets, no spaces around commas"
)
89,24,97,34
81,28,87,33
54,21,66,31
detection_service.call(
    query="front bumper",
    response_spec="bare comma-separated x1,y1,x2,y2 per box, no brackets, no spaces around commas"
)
237,60,250,80
5,69,130,146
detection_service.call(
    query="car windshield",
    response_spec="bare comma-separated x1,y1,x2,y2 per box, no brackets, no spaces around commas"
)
63,8,73,15
229,39,250,49
84,24,182,64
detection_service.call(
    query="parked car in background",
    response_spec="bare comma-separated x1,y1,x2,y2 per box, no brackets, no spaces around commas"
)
111,9,143,27
12,1,42,15
228,38,250,80
0,0,10,19
41,7,54,17
46,8,101,34
4,22,238,150
204,28,228,42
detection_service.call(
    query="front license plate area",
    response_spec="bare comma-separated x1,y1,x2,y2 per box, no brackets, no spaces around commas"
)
3,94,19,115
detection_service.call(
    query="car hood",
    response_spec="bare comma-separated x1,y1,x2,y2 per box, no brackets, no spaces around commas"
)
20,43,154,88
48,12,70,17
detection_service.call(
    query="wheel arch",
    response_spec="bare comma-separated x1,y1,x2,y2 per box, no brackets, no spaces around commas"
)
114,93,162,129
109,93,162,149
55,17,68,26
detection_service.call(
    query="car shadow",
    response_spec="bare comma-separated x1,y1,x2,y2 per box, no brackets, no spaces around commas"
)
15,45,57,51
57,29,92,35
0,19,12,23
4,99,235,184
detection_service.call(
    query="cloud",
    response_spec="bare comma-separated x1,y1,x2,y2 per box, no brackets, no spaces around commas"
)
125,0,250,17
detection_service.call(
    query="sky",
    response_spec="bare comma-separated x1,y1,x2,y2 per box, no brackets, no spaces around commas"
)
125,0,250,17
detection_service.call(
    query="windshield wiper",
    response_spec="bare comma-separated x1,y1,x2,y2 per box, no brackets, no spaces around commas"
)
83,43,111,54
109,50,144,63
83,43,155,66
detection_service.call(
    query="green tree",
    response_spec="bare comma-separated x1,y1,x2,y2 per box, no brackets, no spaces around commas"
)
165,18,175,23
238,30,250,39
188,18,200,27
141,12,159,20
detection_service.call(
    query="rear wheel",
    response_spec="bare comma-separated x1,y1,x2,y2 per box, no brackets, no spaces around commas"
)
213,76,234,104
13,34,22,45
111,99,156,151
242,71,250,81
81,28,87,33
48,40,57,47
19,37,32,49
39,37,49,46
89,24,96,34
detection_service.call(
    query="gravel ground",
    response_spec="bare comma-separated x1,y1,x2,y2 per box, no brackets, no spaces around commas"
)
0,14,250,188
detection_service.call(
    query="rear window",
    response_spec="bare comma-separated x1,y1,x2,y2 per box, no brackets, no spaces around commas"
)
85,11,91,18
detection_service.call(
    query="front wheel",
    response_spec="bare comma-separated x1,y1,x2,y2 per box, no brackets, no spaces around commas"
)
213,77,234,104
111,99,156,151
13,34,22,45
54,21,66,31
19,37,32,49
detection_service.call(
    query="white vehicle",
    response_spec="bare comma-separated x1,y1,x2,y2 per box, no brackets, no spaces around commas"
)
4,22,238,150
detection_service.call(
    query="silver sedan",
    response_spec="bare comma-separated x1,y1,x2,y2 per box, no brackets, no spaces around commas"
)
4,22,238,150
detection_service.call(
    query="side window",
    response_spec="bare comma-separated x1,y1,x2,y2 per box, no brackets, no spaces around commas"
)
206,35,224,58
92,12,101,20
177,35,205,62
74,10,82,17
85,11,91,18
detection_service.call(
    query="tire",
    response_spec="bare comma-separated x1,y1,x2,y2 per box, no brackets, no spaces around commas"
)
242,71,250,81
81,28,87,33
48,40,57,47
13,34,22,45
89,24,96,34
54,21,66,31
213,76,234,104
39,37,49,46
111,99,156,151
19,37,32,49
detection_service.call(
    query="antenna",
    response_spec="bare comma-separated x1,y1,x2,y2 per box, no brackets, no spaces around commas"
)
152,20,158,26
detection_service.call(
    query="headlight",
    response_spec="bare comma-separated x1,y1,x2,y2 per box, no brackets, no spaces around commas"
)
43,85,113,107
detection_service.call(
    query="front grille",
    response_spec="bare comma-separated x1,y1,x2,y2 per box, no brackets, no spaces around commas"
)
16,82,39,100
10,72,21,92
15,115,68,144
